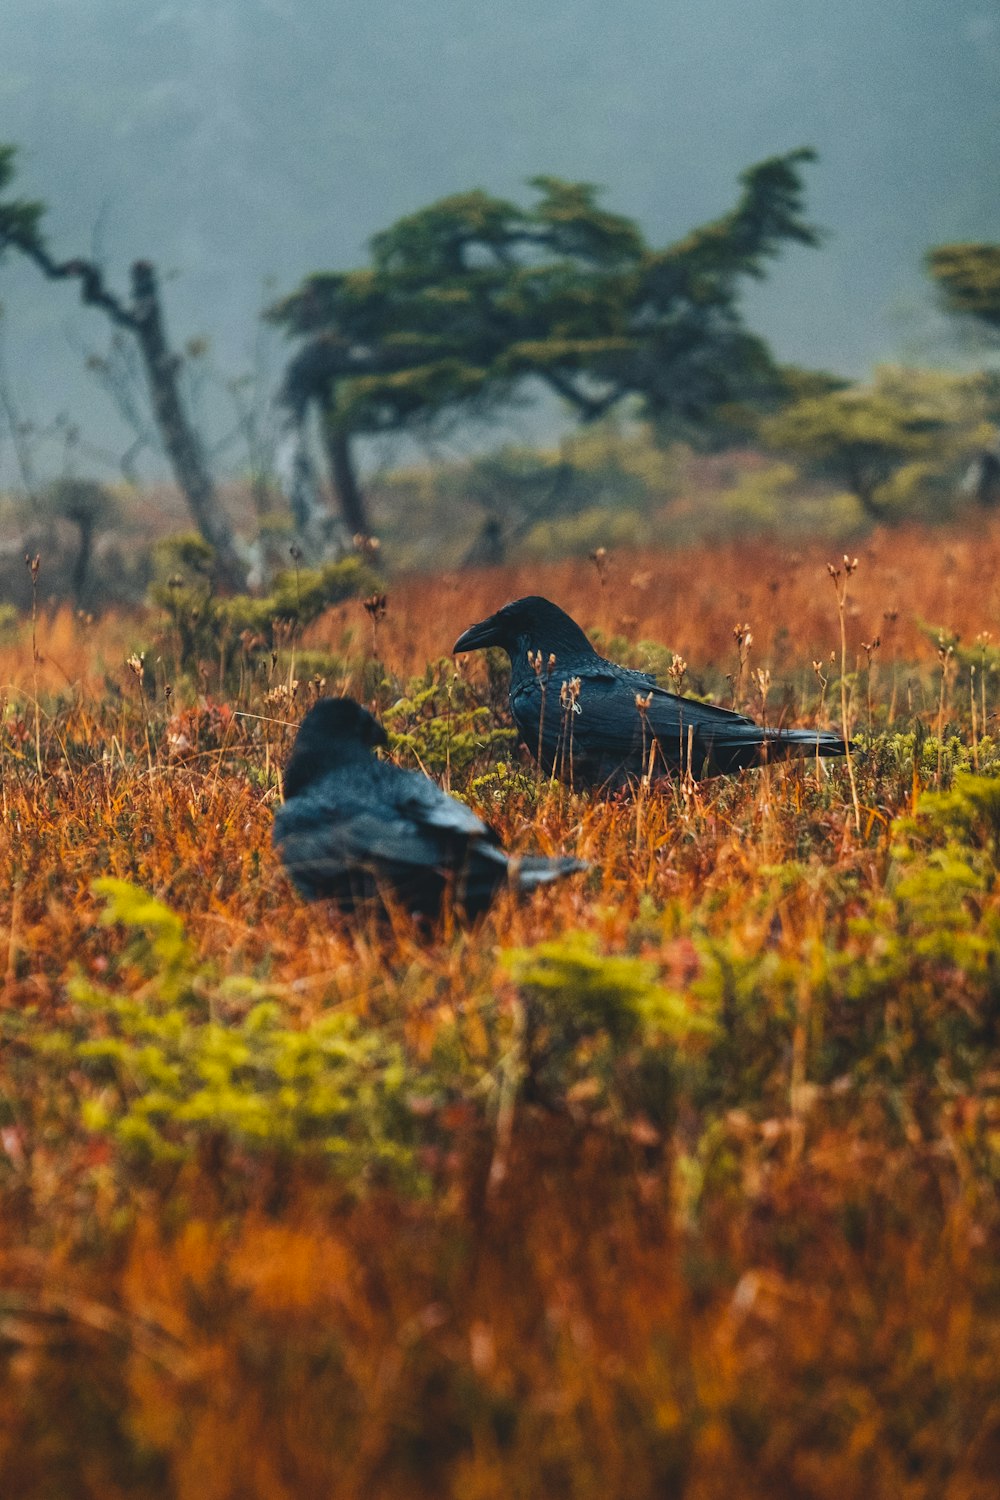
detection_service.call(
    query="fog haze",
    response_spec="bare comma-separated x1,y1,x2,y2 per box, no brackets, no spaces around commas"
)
3,0,998,476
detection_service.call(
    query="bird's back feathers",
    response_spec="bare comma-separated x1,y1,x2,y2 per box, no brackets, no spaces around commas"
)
274,697,585,918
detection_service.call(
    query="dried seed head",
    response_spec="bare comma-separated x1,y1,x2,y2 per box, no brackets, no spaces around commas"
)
589,546,609,584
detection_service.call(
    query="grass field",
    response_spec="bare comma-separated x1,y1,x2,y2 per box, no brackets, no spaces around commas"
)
1,520,999,1498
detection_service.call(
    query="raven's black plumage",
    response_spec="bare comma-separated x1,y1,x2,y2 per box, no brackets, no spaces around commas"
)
273,696,586,918
453,596,846,790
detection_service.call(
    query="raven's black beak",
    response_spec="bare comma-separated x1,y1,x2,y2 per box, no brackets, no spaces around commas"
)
361,715,390,749
452,615,501,653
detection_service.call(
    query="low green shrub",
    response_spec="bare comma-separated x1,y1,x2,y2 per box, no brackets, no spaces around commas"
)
21,880,427,1187
384,659,518,775
504,932,715,1131
149,537,379,685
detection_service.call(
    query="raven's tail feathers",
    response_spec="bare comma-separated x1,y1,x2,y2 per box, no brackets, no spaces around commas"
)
764,728,848,761
703,726,847,776
511,855,589,893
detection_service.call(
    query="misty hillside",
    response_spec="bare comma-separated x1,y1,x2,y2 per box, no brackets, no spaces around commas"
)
2,0,998,479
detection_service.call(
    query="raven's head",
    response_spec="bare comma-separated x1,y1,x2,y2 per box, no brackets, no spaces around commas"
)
282,696,388,797
452,596,596,663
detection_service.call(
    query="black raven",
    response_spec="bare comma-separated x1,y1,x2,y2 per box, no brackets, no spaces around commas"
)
453,596,846,790
273,696,586,918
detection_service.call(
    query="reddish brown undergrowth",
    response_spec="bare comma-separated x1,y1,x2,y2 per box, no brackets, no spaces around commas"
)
1,522,999,1497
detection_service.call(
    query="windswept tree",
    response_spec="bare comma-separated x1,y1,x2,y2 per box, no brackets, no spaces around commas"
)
927,244,1000,340
270,150,820,535
40,478,122,605
0,144,246,589
760,366,995,520
927,242,1000,506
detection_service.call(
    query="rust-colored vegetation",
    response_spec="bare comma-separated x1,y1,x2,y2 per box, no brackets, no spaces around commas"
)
1,522,1000,1498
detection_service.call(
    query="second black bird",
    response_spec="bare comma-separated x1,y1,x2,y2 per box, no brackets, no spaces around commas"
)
453,596,846,790
273,696,586,919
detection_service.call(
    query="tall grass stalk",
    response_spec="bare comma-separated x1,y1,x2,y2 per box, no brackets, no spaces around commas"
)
25,553,42,776
828,556,861,833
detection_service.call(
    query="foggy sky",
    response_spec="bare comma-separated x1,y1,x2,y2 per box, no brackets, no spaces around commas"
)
2,0,998,484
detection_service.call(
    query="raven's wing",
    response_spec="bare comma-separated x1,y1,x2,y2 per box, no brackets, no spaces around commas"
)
387,763,502,848
511,669,767,784
617,666,658,687
641,683,847,775
642,681,759,739
274,792,441,886
274,762,504,892
511,671,636,783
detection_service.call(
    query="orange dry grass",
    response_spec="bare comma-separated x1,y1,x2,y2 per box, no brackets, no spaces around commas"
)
7,519,1000,699
382,521,1000,679
1,519,999,1498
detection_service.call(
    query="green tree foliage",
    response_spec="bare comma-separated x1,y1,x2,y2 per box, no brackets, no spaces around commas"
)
926,244,1000,508
760,365,996,520
270,150,820,532
37,478,122,605
0,143,44,252
927,243,1000,337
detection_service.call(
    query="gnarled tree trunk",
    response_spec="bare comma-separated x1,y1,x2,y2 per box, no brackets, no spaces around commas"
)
322,422,370,537
129,262,246,589
274,414,345,564
6,231,247,590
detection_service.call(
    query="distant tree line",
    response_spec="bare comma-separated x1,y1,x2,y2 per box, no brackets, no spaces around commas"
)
2,138,999,594
268,149,822,543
